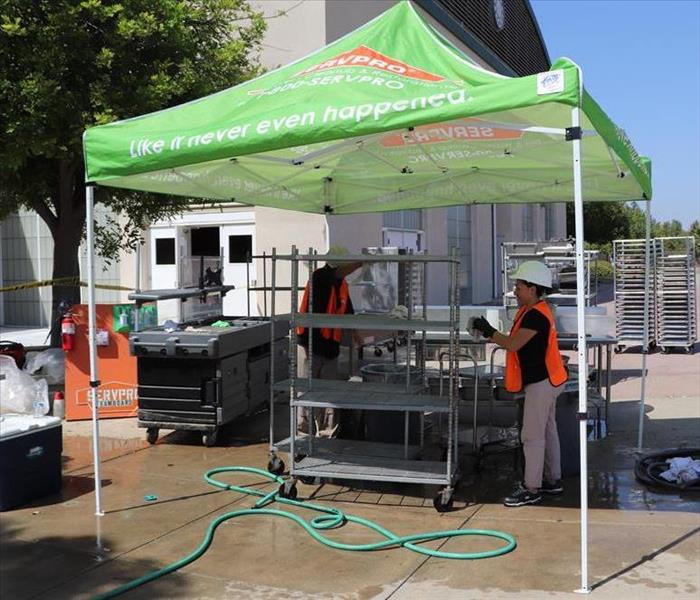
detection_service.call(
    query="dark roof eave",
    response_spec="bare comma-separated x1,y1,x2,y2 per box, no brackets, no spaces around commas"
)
412,0,551,76
524,0,552,67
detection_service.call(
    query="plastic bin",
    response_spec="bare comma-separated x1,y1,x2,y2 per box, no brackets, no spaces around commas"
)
556,392,580,478
0,415,62,510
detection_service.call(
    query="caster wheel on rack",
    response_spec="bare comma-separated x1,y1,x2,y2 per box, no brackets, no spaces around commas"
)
278,481,298,500
203,431,218,447
614,346,624,354
433,488,454,513
685,346,694,355
299,476,316,485
661,346,670,354
386,342,395,353
146,428,159,445
267,456,285,475
374,347,383,357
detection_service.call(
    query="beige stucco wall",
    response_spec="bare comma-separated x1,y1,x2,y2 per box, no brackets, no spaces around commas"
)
253,0,327,71
254,206,328,314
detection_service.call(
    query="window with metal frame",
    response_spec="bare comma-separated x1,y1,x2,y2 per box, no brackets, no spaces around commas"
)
446,205,472,303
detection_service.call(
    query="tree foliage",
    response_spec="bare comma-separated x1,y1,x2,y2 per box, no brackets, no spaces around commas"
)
0,0,266,340
1,0,266,238
690,220,700,257
566,201,695,258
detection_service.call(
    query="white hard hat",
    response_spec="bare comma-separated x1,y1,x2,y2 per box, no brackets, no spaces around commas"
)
510,261,552,289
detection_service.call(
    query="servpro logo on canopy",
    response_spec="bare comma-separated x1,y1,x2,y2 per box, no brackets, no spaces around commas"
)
247,45,449,98
380,119,524,147
296,45,444,82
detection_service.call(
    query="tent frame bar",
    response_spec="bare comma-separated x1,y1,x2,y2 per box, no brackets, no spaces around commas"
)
571,104,590,594
85,184,104,517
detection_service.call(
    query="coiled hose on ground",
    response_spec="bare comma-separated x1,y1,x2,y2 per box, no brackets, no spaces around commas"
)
94,466,517,599
634,448,700,491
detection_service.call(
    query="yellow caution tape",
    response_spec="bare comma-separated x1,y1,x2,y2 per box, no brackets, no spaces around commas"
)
0,277,132,293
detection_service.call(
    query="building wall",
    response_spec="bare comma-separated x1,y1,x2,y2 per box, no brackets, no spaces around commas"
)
0,212,51,326
2,1,567,327
0,207,124,327
254,0,327,70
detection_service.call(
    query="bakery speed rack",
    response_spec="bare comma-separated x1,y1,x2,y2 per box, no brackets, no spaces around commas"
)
613,238,659,353
655,237,697,353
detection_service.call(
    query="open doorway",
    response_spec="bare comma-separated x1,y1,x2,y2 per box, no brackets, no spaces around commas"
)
190,226,220,256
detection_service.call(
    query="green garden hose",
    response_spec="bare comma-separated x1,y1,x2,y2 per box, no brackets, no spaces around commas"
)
94,466,516,599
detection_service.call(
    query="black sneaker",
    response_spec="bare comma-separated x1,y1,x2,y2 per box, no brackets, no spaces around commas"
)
539,480,564,495
504,485,542,507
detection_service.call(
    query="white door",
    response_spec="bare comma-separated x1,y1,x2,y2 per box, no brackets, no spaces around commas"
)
222,224,257,316
383,229,422,252
149,227,180,323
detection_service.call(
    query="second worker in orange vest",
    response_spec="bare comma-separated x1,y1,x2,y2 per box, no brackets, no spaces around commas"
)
471,260,568,508
297,247,363,437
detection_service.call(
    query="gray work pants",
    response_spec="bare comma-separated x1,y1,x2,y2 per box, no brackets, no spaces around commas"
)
298,352,338,432
521,378,561,490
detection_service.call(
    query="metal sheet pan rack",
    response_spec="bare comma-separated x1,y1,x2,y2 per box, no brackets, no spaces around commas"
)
502,240,598,309
613,238,659,352
655,237,696,353
266,246,462,511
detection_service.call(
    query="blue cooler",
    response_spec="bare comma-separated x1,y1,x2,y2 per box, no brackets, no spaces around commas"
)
0,415,62,511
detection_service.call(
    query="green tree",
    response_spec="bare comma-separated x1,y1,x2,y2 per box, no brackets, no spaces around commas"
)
690,220,700,258
0,0,265,343
566,202,631,248
654,218,685,238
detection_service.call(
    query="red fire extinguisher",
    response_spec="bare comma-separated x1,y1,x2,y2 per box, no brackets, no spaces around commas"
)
61,313,76,351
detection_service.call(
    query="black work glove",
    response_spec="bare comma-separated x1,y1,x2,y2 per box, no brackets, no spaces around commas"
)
472,316,496,339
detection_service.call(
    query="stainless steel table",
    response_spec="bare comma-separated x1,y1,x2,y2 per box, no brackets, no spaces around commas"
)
556,335,617,429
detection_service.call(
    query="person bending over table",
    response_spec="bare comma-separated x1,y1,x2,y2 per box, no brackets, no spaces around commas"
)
471,261,568,507
297,246,362,438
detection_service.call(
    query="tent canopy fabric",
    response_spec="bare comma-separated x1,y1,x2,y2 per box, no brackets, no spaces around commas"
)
83,1,651,214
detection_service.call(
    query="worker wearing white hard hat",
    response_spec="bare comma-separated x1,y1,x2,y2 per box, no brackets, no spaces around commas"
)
471,260,568,507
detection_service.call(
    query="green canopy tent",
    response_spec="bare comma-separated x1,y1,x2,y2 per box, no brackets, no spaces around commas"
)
82,1,652,592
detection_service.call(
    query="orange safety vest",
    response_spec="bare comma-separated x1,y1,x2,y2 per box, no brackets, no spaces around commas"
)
504,300,568,393
297,277,350,343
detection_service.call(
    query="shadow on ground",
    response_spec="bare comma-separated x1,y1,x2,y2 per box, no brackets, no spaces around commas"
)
0,522,188,600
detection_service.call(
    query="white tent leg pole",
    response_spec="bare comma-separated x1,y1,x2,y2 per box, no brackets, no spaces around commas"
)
571,106,590,594
637,201,652,451
86,184,104,516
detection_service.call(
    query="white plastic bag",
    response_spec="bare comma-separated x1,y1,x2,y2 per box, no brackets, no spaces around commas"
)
0,355,49,415
24,348,65,384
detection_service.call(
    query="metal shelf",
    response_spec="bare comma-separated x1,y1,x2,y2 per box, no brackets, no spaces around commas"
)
268,246,461,507
277,253,458,263
292,454,454,486
129,286,235,302
275,436,421,460
273,378,423,394
292,312,453,332
291,389,450,413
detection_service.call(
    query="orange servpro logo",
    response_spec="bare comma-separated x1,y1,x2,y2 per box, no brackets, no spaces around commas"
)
296,45,445,82
380,119,524,147
75,381,138,410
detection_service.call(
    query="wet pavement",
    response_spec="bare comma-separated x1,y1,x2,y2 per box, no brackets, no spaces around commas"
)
2,284,699,599
2,379,698,600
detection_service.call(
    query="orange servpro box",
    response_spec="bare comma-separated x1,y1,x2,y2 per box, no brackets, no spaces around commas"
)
64,304,138,420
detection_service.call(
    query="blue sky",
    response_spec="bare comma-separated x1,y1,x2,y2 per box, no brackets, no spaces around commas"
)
531,0,700,227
